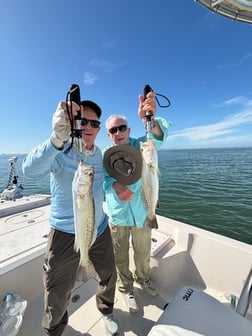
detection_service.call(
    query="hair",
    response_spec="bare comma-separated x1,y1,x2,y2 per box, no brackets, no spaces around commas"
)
80,100,102,119
105,115,128,130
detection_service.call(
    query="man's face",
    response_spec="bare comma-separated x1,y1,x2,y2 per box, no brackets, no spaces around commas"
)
81,107,101,149
107,117,130,145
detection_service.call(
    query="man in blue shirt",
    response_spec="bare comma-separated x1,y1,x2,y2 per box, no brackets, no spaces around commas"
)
103,92,170,313
22,100,119,336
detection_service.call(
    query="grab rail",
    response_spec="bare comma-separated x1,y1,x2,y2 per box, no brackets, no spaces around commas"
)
236,267,252,317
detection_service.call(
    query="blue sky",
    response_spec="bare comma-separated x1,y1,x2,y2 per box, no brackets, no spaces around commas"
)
1,0,252,154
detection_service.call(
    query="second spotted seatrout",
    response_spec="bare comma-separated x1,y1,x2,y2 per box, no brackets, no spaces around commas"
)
72,161,97,279
140,139,160,229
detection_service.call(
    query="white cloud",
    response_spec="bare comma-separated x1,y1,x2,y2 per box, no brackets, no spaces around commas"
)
167,134,252,149
231,52,252,67
214,96,248,107
83,72,97,86
241,52,252,63
101,40,116,51
219,53,252,70
90,58,127,72
83,58,128,85
169,108,252,142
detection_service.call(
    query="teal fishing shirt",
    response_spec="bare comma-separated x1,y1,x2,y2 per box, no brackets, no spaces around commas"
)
22,138,107,236
103,117,171,228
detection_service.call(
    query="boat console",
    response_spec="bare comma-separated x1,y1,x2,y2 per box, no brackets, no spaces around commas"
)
147,281,252,335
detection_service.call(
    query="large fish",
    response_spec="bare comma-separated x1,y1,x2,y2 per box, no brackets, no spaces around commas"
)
72,161,97,281
141,139,160,229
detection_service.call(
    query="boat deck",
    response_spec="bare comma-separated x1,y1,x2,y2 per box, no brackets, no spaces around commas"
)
0,195,251,336
0,195,50,275
22,278,169,336
18,245,252,336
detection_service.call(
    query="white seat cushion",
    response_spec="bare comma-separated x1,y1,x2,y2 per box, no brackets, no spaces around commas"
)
148,287,252,336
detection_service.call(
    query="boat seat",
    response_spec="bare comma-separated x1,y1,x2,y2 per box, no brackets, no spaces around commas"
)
147,286,252,336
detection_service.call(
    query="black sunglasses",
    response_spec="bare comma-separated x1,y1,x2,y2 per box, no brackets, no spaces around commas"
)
81,118,101,128
108,125,127,135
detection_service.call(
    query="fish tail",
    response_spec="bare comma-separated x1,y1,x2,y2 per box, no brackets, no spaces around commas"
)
144,215,158,229
77,260,97,282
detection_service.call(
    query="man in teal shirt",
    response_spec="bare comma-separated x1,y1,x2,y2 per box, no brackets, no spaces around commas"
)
103,92,170,313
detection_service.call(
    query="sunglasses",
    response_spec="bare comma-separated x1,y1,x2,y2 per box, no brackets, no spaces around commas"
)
81,118,100,129
108,125,127,135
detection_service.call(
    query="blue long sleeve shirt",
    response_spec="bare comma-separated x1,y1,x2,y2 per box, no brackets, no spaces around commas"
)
103,117,171,228
22,139,107,236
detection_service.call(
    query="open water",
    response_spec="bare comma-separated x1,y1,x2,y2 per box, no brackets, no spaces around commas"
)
0,148,251,245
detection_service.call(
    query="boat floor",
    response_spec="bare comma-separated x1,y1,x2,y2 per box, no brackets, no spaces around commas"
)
21,279,166,336
19,270,252,336
1,195,251,335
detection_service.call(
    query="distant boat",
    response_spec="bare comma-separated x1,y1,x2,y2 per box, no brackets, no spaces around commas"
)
0,157,23,201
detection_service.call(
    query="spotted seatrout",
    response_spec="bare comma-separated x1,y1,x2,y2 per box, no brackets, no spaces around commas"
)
141,139,159,229
72,161,97,280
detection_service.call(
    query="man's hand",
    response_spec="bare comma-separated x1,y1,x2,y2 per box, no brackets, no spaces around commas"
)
113,182,134,201
138,91,156,121
50,101,80,150
138,91,163,137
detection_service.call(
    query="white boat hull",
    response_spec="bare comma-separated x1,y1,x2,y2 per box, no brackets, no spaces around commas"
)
0,196,251,335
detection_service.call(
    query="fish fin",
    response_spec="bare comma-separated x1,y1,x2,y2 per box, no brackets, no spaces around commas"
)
77,261,97,283
91,225,98,246
147,138,154,149
73,232,80,253
73,243,79,253
150,216,158,229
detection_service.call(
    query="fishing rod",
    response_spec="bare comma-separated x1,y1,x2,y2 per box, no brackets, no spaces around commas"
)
64,84,83,154
144,85,154,133
143,84,171,135
70,84,83,153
